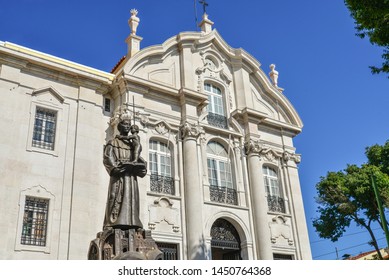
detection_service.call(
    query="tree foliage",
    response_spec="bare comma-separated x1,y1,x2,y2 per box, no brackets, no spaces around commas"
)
313,140,389,258
344,0,389,76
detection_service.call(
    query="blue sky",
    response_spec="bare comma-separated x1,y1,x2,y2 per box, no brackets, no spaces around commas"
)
1,1,388,259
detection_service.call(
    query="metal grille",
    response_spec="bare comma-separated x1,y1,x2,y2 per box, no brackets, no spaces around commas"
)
32,107,57,150
156,242,178,260
207,112,228,129
273,253,293,260
150,174,175,195
211,218,240,249
210,186,238,205
21,196,49,246
267,195,286,213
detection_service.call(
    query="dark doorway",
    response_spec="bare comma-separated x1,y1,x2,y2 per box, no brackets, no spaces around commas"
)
211,218,241,260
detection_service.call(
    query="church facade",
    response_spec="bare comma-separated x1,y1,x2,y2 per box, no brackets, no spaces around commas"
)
0,11,311,260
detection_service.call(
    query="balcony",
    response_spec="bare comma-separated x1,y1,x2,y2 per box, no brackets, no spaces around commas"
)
150,174,175,195
267,195,286,213
207,112,228,129
210,186,238,205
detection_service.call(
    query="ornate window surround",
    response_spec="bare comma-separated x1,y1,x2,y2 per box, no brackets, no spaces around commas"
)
262,165,286,213
26,87,64,156
148,138,175,195
204,82,228,129
15,185,55,253
206,140,237,205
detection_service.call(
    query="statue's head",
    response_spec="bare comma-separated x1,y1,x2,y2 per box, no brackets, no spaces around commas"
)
117,119,131,134
130,124,139,134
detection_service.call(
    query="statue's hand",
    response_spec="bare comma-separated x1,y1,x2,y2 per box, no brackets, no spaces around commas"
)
111,165,127,176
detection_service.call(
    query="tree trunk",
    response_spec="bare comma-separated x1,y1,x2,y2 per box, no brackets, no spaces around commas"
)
365,224,383,259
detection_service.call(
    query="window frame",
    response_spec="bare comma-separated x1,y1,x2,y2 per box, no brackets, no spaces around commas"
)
26,102,62,156
148,139,175,195
263,166,286,213
104,97,111,113
204,83,228,129
206,141,233,189
31,107,57,151
15,185,55,253
263,166,281,197
21,196,49,247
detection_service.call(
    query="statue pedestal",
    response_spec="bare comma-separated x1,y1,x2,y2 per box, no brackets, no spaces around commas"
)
88,228,163,260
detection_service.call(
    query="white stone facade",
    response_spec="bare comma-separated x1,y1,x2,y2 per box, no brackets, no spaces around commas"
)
0,13,311,260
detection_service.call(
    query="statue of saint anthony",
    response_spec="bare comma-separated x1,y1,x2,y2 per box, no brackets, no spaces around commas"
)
103,118,146,230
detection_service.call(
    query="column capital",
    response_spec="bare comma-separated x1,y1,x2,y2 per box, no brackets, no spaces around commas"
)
244,137,263,156
180,121,204,140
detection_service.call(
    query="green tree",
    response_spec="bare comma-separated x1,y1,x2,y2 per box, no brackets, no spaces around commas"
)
313,141,389,259
344,0,389,76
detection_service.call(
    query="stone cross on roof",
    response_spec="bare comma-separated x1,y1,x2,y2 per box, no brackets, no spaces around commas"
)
199,0,209,14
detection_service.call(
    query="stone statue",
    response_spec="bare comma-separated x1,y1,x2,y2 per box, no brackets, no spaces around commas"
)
88,114,162,260
103,119,146,230
269,64,279,87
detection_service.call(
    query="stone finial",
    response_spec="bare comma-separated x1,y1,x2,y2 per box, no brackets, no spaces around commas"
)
199,13,214,33
129,9,140,35
269,64,279,87
126,9,143,57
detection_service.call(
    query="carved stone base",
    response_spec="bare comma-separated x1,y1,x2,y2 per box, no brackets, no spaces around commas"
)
87,228,163,260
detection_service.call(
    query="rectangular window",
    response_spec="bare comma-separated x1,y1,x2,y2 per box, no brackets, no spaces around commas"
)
104,97,111,112
21,197,49,246
149,140,174,195
32,107,57,150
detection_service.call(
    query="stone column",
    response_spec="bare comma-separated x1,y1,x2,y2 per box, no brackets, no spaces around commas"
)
245,138,273,260
282,152,312,260
180,122,206,259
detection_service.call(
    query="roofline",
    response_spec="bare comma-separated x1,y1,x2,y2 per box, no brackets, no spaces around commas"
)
0,41,115,82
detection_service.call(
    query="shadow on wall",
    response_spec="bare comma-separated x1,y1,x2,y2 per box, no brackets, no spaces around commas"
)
190,234,209,260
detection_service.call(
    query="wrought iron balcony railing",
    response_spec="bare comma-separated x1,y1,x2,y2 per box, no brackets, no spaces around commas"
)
267,195,286,213
150,174,175,195
207,112,228,129
210,185,238,205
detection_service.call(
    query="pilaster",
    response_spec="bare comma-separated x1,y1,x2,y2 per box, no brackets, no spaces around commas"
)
180,121,206,259
244,138,273,259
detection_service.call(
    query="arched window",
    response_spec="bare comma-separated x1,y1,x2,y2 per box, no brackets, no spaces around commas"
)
149,140,174,195
207,141,237,205
262,166,285,213
205,83,227,128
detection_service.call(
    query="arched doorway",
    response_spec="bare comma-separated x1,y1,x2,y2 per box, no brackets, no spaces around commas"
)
211,218,241,260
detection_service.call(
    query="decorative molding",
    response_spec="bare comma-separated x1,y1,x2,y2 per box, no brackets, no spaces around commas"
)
269,215,294,246
148,197,180,233
261,148,282,163
282,151,301,164
32,86,65,104
244,137,263,155
195,51,232,93
179,121,204,140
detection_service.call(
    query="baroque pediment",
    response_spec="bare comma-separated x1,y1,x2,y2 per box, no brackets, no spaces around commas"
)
117,29,302,132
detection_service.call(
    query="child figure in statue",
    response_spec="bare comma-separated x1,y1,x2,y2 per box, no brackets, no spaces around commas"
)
116,124,141,163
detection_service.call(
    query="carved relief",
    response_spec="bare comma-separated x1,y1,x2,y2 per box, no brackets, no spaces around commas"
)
152,121,171,136
180,121,204,140
269,216,294,246
261,149,281,163
195,52,232,106
196,53,232,85
148,197,180,233
244,137,263,155
282,151,302,164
